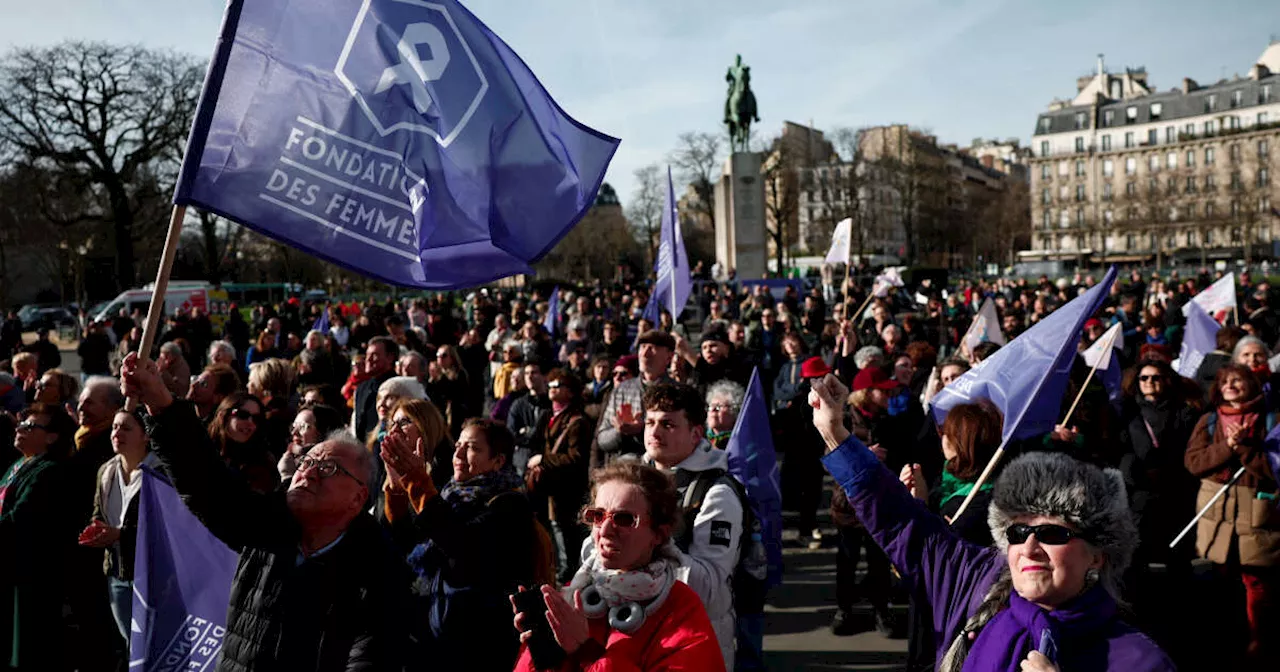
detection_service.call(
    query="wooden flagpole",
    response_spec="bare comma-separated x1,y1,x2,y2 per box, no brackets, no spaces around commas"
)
124,204,187,412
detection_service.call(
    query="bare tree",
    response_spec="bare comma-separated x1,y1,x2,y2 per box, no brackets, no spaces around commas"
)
761,135,799,274
627,164,664,266
189,209,247,283
828,127,873,261
669,132,722,228
0,42,203,291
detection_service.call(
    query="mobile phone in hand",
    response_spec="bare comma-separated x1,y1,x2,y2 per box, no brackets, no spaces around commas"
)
512,587,566,670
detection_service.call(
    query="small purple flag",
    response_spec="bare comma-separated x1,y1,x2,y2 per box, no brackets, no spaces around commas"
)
1177,301,1221,378
543,285,560,338
724,368,784,587
642,166,689,323
129,469,237,671
312,306,330,335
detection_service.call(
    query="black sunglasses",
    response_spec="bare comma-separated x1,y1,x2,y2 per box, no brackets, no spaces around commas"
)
231,408,261,423
1005,523,1089,546
1138,374,1164,382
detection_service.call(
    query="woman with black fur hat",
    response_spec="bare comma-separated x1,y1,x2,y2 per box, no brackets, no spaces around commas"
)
810,374,1174,672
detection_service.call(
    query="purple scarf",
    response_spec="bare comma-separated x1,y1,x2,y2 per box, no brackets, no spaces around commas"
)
964,584,1115,671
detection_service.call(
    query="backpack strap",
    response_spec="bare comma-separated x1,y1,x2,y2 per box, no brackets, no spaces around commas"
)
676,468,727,553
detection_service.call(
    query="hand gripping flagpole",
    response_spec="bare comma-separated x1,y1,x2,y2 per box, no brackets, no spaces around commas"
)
1170,466,1246,548
125,205,186,413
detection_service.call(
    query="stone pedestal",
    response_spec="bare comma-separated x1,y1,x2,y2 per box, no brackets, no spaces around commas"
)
714,152,767,280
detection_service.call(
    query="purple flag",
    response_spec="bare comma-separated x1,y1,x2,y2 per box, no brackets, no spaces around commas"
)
724,368,784,587
129,469,238,671
1177,300,1221,378
312,306,330,335
642,166,689,323
931,266,1118,445
543,285,560,338
174,0,619,288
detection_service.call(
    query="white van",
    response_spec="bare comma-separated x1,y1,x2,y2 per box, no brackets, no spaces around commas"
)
92,282,232,333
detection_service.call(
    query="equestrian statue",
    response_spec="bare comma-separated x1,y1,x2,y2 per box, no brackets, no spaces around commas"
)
724,54,760,153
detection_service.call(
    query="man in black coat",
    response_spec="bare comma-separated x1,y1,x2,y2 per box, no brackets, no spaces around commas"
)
22,328,61,374
76,321,114,377
122,352,408,671
353,336,399,442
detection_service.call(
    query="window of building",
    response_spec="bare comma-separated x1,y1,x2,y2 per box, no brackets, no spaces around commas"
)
1167,152,1177,169
1206,94,1217,112
1187,176,1197,193
1232,200,1241,219
1076,208,1085,226
1231,90,1243,108
1187,231,1196,246
1074,112,1086,130
1206,147,1216,165
1126,207,1137,221
1103,110,1114,127
1042,209,1051,228
1126,106,1138,123
1060,210,1070,228
1166,126,1176,144
1206,174,1217,189
1204,229,1214,244
1207,202,1216,218
1259,167,1270,187
1105,209,1115,224
1075,159,1086,176
1230,144,1242,162
1125,233,1135,250
1167,176,1177,193
1151,102,1163,119
1264,84,1273,104
1102,135,1112,151
1103,183,1113,200
1170,206,1179,221
1124,132,1135,148
1123,181,1134,197
1205,119,1218,135
1075,137,1085,152
1040,140,1050,156
1148,155,1159,172
1042,188,1051,204
1041,163,1050,180
1059,185,1070,200
1040,117,1052,133
1232,172,1242,190
1260,196,1271,213
1260,112,1271,126
1229,116,1241,130
1076,184,1086,201
1149,177,1159,193
1148,129,1158,145
1125,157,1137,175
1103,159,1114,176
1231,227,1242,242
1150,233,1159,250
1186,149,1196,167
1184,122,1196,138
1259,139,1270,157
1075,235,1085,249
1059,161,1069,176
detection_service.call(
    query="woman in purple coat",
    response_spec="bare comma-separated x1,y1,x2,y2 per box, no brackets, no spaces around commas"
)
809,374,1174,672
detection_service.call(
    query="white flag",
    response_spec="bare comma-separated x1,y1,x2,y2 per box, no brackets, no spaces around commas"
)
962,298,1006,352
825,218,852,264
1082,323,1123,369
1182,273,1236,321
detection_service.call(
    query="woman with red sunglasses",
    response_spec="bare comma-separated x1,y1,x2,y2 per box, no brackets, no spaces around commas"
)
512,462,724,672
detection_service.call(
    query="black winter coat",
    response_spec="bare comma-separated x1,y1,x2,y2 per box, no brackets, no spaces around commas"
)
1118,396,1200,559
148,401,410,672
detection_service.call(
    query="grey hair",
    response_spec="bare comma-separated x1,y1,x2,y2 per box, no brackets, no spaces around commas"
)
399,350,427,368
299,349,321,367
84,376,125,411
880,324,901,339
159,341,184,359
705,380,746,414
1232,335,1270,360
378,376,427,400
854,345,885,370
322,429,376,487
305,329,326,342
208,341,236,361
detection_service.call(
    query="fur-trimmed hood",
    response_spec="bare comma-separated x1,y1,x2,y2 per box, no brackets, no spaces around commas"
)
987,451,1137,596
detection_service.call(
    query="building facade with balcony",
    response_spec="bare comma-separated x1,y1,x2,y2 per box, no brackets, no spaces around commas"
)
1020,44,1280,268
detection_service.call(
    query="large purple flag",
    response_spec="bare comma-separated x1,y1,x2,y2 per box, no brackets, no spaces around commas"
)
931,266,1118,445
642,167,690,323
174,0,619,288
1177,300,1221,378
724,368,784,587
311,307,330,335
129,469,238,671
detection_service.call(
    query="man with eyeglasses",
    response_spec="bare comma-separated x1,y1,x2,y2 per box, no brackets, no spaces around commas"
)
187,363,241,426
120,352,409,670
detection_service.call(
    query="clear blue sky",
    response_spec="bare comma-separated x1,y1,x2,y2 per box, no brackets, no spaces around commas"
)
2,0,1275,207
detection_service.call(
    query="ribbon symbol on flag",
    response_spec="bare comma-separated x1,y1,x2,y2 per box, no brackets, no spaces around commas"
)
375,22,452,114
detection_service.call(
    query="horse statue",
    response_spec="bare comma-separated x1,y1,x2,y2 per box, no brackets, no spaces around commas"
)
724,54,759,152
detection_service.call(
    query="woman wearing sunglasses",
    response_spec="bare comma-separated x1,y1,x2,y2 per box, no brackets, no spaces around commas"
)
1184,362,1280,667
512,462,724,672
209,392,277,494
276,403,345,481
810,375,1173,672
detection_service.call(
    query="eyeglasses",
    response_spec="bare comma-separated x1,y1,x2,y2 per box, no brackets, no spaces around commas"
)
296,455,365,486
581,508,644,529
1138,375,1164,383
388,417,415,431
546,381,563,390
1005,523,1089,546
612,371,631,380
16,420,49,432
290,421,314,435
708,403,734,413
230,408,261,423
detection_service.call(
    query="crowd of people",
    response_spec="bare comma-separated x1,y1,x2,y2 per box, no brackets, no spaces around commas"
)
0,265,1277,671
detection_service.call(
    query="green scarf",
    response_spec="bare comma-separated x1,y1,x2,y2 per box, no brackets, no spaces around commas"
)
935,469,993,508
706,429,732,443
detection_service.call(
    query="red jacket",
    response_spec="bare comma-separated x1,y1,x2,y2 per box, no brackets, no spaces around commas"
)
513,581,725,672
